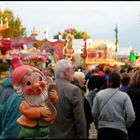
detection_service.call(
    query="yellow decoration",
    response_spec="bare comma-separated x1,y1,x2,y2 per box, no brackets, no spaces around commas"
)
63,32,75,62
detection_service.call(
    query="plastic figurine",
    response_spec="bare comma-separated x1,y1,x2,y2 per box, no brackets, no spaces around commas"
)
10,56,58,139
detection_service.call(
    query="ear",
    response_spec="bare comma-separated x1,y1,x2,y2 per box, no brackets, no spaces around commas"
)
63,69,68,77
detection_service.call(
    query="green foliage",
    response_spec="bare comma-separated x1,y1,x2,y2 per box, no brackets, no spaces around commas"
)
0,8,26,37
53,28,91,39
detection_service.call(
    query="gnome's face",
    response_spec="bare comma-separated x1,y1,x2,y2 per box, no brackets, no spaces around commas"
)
14,69,48,107
11,56,49,106
21,71,46,96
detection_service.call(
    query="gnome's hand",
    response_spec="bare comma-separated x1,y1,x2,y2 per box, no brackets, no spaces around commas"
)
40,107,51,117
43,116,54,123
40,107,54,123
49,89,58,103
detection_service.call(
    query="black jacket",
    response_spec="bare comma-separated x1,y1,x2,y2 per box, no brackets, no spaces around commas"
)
81,87,93,126
127,87,140,129
87,75,104,91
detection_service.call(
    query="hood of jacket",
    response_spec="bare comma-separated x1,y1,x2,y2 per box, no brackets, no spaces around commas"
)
1,77,12,87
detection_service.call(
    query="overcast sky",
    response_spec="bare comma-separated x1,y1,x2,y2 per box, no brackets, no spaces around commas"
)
1,1,140,52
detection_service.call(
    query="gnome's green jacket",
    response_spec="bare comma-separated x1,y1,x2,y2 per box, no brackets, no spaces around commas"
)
0,77,22,139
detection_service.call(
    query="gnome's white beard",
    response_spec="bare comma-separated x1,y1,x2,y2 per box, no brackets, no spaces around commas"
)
14,85,49,107
22,89,48,107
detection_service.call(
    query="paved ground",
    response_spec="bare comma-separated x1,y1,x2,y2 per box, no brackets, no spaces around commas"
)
88,122,97,139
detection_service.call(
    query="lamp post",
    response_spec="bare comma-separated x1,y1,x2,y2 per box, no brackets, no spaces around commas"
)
114,24,118,60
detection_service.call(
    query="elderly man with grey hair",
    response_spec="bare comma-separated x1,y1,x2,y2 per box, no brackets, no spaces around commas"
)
49,59,87,139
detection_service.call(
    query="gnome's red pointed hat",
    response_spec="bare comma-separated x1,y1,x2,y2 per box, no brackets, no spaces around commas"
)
10,56,44,85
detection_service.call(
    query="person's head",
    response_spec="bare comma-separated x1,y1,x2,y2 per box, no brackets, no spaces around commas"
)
127,66,133,73
120,68,126,74
89,65,96,73
93,67,99,74
42,67,54,77
129,70,140,88
107,71,121,88
72,71,85,88
55,59,74,82
121,72,130,86
104,67,111,75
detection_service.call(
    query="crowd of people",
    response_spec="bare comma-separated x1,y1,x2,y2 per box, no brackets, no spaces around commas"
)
0,58,140,139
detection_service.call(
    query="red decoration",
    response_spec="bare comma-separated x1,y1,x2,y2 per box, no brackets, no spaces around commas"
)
0,39,11,54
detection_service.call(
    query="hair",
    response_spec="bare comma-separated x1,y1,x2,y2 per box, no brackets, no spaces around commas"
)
45,67,54,73
92,67,99,73
55,59,73,79
104,67,111,75
107,71,121,88
121,72,130,86
120,68,126,74
129,70,140,88
127,66,133,73
72,72,85,86
98,64,104,71
43,67,54,75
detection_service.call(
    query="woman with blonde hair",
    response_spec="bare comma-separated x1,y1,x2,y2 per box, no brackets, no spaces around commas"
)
72,71,93,138
127,70,140,140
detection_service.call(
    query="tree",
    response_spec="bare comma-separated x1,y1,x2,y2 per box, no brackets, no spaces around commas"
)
53,28,90,39
0,8,26,38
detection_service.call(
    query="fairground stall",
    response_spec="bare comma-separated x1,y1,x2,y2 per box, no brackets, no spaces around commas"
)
84,40,125,70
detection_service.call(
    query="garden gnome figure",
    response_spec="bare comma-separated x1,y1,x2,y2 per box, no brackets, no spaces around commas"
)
10,56,58,139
